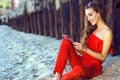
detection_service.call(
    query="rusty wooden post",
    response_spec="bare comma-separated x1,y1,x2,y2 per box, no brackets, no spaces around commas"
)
25,13,30,33
60,0,70,36
22,1,28,33
12,18,15,29
36,12,40,34
15,16,19,31
112,0,120,55
10,18,13,29
22,14,26,32
30,13,35,33
72,0,80,41
32,12,38,34
60,0,64,36
17,16,21,31
54,5,58,39
37,11,44,35
20,15,24,31
35,11,40,34
29,13,34,33
54,0,61,39
15,18,18,30
48,0,55,37
17,15,25,32
19,15,23,32
69,0,74,41
7,17,10,26
79,0,87,41
105,0,113,28
36,11,41,34
69,0,80,41
42,0,50,36
43,8,47,36
25,14,29,33
27,13,32,33
45,8,50,36
21,15,25,32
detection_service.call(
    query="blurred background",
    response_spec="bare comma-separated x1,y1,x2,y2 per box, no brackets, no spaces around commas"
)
0,0,120,55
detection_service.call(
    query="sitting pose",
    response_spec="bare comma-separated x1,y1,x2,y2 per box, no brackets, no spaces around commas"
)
53,1,113,80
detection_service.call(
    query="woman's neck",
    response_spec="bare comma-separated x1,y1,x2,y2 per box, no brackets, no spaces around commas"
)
96,19,107,30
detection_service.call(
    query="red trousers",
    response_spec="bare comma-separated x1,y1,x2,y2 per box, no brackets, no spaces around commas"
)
53,39,101,80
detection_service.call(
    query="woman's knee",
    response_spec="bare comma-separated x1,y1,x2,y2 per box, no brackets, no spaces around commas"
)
62,65,83,80
71,65,83,77
61,39,73,46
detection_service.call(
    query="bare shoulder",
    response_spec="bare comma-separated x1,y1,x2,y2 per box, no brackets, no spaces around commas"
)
105,27,112,34
104,27,113,39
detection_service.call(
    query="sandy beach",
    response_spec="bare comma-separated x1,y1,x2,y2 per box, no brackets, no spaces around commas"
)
0,25,120,80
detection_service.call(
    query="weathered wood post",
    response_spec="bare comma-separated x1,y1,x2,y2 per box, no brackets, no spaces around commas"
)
69,0,74,40
31,13,37,34
48,0,55,37
14,17,18,30
54,0,62,39
20,15,25,32
69,0,80,41
25,13,30,33
32,12,38,34
42,0,50,36
112,0,120,55
23,2,30,33
36,12,40,34
79,0,86,41
30,13,35,33
34,0,41,35
60,0,70,36
104,0,113,28
43,9,48,36
22,14,27,33
38,11,44,35
16,16,20,31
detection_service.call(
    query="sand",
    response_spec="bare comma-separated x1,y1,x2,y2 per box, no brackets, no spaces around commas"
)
0,25,120,80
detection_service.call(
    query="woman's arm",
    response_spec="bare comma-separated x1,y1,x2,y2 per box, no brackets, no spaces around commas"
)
73,42,86,55
85,30,113,61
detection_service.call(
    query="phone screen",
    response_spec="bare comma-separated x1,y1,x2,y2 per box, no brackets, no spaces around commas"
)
62,34,73,42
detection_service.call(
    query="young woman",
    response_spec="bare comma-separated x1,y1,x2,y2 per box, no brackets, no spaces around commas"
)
53,1,113,80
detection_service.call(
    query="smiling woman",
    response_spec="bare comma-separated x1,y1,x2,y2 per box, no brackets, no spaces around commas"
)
53,1,113,80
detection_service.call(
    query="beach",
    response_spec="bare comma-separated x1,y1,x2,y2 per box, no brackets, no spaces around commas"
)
0,25,120,80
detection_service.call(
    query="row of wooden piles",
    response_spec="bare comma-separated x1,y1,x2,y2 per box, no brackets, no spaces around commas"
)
2,0,120,55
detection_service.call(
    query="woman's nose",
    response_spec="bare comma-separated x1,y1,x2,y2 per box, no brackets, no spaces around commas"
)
87,17,91,21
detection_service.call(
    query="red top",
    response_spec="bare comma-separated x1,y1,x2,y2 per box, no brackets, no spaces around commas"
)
81,33,113,71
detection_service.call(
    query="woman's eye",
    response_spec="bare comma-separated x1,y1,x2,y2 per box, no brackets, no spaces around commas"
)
88,14,92,16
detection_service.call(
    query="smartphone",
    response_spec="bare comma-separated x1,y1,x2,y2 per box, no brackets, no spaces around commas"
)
62,34,73,42
62,34,82,56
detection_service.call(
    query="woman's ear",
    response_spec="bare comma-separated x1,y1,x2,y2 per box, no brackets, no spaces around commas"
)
97,12,101,21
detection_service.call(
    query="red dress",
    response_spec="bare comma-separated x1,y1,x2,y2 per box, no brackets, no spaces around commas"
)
53,33,112,80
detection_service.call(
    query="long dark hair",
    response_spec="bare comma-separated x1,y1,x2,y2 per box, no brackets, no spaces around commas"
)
80,1,105,45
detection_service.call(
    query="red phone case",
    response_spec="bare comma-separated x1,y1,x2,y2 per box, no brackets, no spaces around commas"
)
62,34,73,42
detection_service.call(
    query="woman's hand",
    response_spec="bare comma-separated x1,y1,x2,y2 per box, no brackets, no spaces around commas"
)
73,42,87,52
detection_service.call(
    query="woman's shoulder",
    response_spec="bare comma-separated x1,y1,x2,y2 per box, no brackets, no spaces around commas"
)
104,27,112,34
103,27,113,39
101,25,113,40
103,25,112,34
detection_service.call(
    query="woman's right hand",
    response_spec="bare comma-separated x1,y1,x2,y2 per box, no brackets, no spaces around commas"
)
73,42,87,52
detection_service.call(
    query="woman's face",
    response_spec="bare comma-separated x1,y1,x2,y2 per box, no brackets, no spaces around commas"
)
85,8,100,25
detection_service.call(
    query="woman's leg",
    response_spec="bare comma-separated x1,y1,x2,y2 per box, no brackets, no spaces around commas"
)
61,64,100,80
53,39,82,76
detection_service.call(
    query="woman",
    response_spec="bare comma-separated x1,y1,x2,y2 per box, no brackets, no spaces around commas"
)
53,1,113,80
